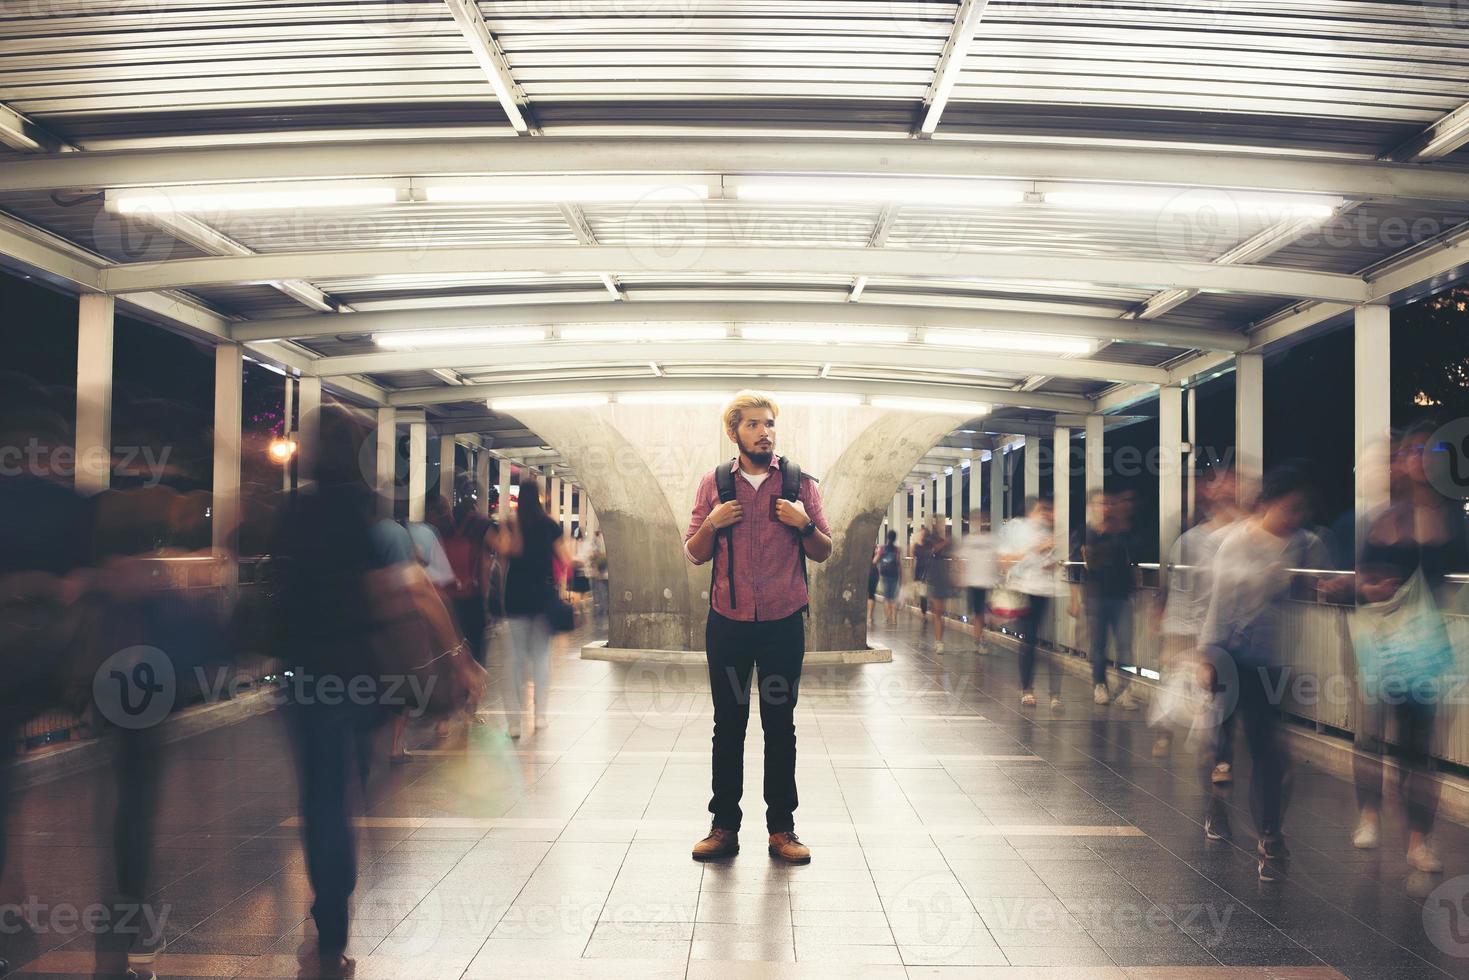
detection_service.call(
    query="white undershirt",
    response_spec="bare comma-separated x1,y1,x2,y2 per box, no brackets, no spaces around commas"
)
740,469,771,490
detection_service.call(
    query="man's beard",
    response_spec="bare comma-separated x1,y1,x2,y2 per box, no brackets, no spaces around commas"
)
745,449,773,466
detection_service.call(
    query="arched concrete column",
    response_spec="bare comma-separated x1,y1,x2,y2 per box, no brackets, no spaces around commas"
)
804,410,969,652
511,406,706,650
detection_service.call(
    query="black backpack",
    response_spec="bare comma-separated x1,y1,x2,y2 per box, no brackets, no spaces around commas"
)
710,458,808,610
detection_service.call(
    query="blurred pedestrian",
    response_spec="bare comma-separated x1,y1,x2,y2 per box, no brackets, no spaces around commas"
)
1349,422,1468,873
1076,490,1140,708
876,530,902,627
926,522,957,652
958,509,999,645
1198,462,1331,881
1001,496,1063,710
498,473,570,737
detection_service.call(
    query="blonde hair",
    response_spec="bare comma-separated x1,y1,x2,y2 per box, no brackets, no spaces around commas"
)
722,389,780,437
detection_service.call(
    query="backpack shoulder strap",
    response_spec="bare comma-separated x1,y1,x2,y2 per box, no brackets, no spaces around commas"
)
781,459,802,501
714,460,737,502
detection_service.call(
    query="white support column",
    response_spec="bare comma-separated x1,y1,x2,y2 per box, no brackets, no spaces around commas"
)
563,480,573,537
407,419,427,522
1356,305,1392,552
296,376,321,489
547,475,560,522
212,344,243,555
1159,385,1184,566
474,450,491,516
75,294,114,496
497,459,511,521
375,407,396,519
579,481,589,536
1186,385,1197,525
1053,426,1071,564
990,449,1005,531
952,467,964,537
906,486,916,549
281,375,294,492
1025,435,1041,512
439,434,457,504
936,473,949,532
1235,351,1264,503
1085,413,1104,498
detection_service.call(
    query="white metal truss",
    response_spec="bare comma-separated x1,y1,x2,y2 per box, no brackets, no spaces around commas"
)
232,299,1245,351
442,0,531,134
6,139,1466,204
100,244,1370,302
918,0,991,135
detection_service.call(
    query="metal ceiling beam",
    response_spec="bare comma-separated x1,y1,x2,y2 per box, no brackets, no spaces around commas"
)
233,299,1244,350
1385,100,1469,162
442,0,531,134
918,0,990,135
386,374,1092,415
103,245,1369,302
307,339,1168,384
11,138,1469,203
0,101,73,153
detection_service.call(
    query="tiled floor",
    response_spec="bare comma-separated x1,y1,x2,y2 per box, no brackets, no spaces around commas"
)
3,613,1467,979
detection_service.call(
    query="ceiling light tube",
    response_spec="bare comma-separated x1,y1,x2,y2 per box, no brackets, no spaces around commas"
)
615,391,732,406
106,182,400,214
741,324,911,345
560,325,728,342
489,394,609,411
871,397,991,415
374,328,546,348
732,177,1026,207
923,330,1094,355
422,177,711,204
774,392,864,407
1041,188,1337,220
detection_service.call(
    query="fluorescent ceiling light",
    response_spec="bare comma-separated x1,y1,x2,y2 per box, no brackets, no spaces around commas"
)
560,325,727,342
872,396,991,415
775,392,864,407
1042,189,1336,220
923,330,1094,355
742,324,911,345
106,183,397,214
374,328,545,349
490,394,609,411
733,178,1025,207
423,178,710,204
615,391,731,406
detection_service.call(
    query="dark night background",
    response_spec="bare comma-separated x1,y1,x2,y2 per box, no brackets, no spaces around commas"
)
3,272,1467,556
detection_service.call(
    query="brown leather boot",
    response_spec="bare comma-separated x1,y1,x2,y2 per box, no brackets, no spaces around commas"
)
691,826,739,861
767,831,811,864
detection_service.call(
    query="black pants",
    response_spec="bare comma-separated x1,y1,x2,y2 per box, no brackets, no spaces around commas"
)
706,610,804,834
1018,595,1059,696
1209,660,1290,844
452,595,488,666
290,702,366,957
1087,595,1132,686
1354,692,1439,836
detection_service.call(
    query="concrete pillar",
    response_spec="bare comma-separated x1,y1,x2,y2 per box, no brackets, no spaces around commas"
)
579,481,590,535
1159,385,1184,566
563,481,574,537
905,486,915,549
439,434,457,504
1053,426,1071,564
212,344,243,555
297,376,321,489
1025,434,1041,510
1235,351,1264,502
375,407,396,519
950,465,963,539
936,473,949,532
990,449,1005,531
474,450,491,516
281,375,294,492
1186,385,1197,525
407,419,427,522
1356,305,1392,553
1085,413,1104,498
75,294,114,496
497,458,511,522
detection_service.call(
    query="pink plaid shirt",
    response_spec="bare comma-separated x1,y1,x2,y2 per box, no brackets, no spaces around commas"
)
685,456,830,622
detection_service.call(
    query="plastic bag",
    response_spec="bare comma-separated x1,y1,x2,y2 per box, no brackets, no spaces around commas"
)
1349,569,1454,700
